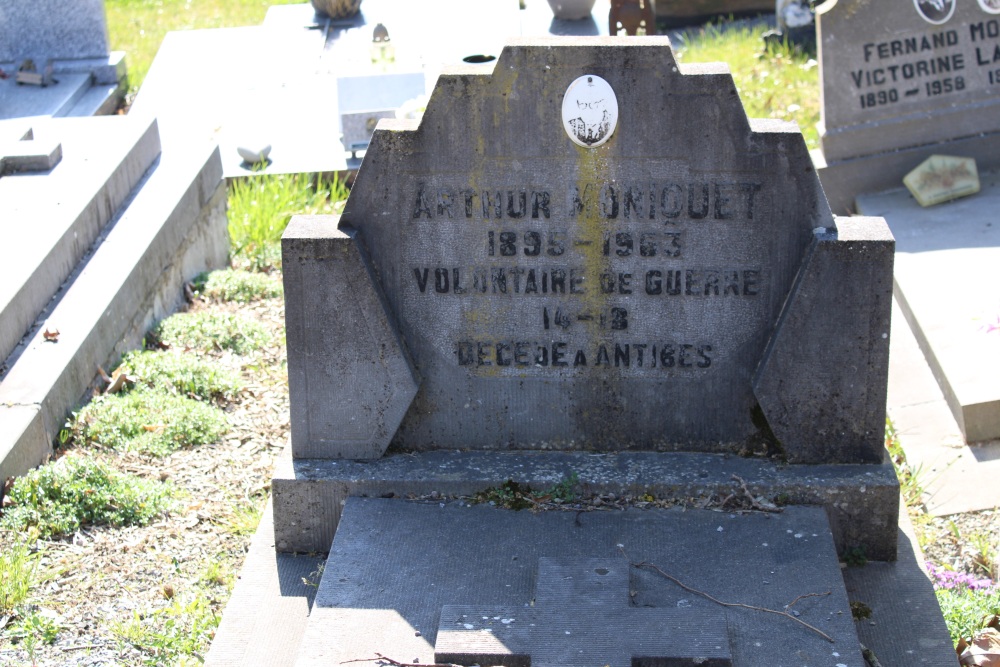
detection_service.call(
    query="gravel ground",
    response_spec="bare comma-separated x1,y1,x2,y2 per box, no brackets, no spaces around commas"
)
0,286,288,667
0,273,993,666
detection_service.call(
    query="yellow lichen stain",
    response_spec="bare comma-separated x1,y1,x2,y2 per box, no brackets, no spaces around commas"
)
571,143,616,349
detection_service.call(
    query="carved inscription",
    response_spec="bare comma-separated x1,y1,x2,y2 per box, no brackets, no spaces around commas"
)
852,17,1000,111
406,179,767,377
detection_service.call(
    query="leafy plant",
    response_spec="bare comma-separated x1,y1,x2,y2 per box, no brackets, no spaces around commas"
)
153,311,271,356
0,541,41,613
227,173,349,271
0,455,172,538
473,474,580,510
111,593,220,665
10,609,62,646
74,387,228,456
927,561,1000,644
194,269,283,303
118,349,242,402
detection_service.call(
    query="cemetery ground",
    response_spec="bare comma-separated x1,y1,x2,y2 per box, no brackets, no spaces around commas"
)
0,7,998,667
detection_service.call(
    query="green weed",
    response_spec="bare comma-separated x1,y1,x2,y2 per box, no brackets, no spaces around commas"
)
937,586,1000,645
223,496,265,537
0,455,172,539
227,173,349,272
75,388,228,456
154,311,271,356
117,349,242,402
473,474,580,510
111,593,220,666
0,542,41,613
885,418,925,508
676,22,821,150
199,559,234,589
194,269,283,303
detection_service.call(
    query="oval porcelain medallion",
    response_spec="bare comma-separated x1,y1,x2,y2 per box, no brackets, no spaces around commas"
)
562,75,619,148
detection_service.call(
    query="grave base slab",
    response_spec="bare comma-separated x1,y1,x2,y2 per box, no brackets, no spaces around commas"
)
296,498,862,667
856,174,1000,443
271,449,899,561
207,490,954,667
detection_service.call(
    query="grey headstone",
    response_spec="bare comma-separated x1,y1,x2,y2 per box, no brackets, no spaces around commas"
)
437,558,731,667
819,0,1000,162
283,37,893,463
816,0,1000,209
0,0,110,63
282,216,420,459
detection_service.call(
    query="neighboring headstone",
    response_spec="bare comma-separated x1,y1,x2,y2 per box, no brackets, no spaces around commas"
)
0,0,110,63
0,0,126,119
815,0,1000,211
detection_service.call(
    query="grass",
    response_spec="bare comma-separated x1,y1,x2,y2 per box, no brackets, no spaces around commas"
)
118,349,243,402
105,0,305,98
935,584,1000,645
153,311,271,355
227,173,349,271
0,455,172,539
0,541,41,613
194,269,284,303
675,22,821,150
885,418,925,508
74,388,229,456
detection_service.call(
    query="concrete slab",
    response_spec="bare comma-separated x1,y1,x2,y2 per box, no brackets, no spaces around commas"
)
841,507,957,666
0,74,93,120
886,297,1000,516
0,115,160,364
0,137,228,481
858,174,1000,444
297,498,864,667
204,498,323,667
210,491,954,667
271,449,900,561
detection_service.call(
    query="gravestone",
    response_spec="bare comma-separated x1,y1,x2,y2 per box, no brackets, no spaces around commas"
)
267,35,959,667
815,0,1000,443
815,0,1000,212
0,0,109,64
0,0,126,119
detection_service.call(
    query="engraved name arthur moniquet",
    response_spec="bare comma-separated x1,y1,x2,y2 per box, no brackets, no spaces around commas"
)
407,180,766,376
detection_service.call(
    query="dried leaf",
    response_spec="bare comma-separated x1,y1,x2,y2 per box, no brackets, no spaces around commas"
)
959,628,1000,666
105,371,134,395
43,327,60,342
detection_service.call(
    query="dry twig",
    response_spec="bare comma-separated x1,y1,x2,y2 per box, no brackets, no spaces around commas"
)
340,653,463,667
630,559,834,643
